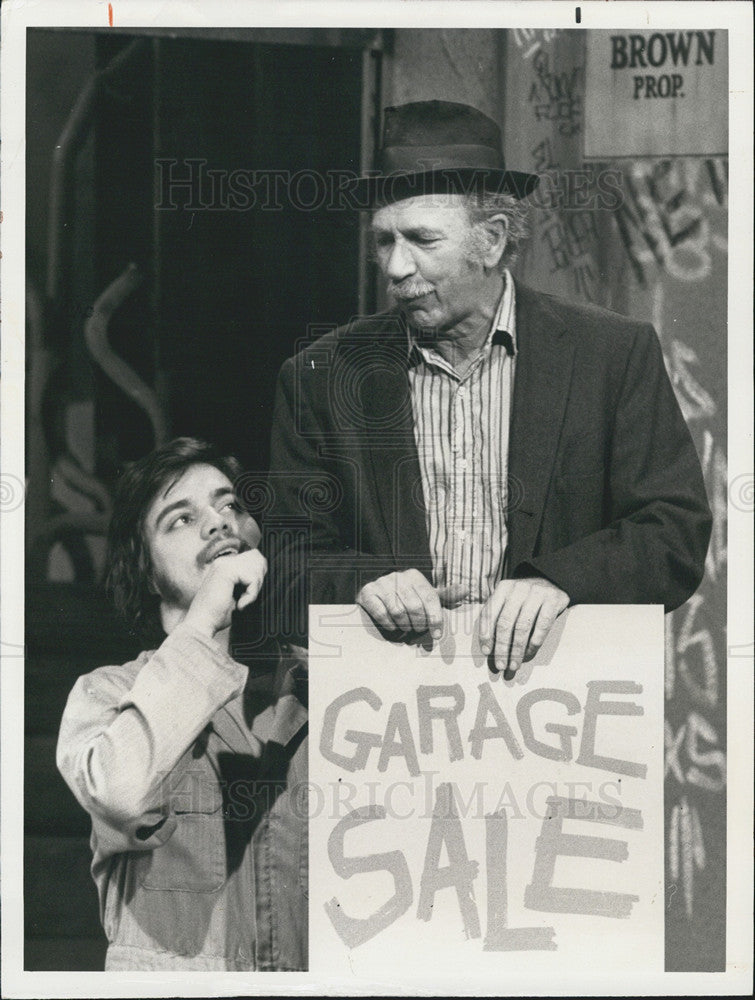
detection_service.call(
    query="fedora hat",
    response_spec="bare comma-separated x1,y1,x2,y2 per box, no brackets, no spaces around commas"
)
351,99,539,206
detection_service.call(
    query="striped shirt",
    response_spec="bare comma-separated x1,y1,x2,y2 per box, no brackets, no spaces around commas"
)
408,272,517,603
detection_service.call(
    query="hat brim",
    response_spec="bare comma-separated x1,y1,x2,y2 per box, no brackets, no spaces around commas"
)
348,167,539,208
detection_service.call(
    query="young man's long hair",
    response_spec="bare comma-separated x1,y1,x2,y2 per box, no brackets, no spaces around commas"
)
105,437,243,641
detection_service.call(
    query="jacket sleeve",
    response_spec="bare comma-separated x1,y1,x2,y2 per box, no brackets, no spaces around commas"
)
56,623,247,848
266,356,402,642
516,325,712,610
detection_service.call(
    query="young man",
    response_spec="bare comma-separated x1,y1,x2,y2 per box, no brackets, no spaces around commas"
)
57,437,307,971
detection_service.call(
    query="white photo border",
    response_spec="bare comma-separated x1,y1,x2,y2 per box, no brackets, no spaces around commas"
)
2,2,752,997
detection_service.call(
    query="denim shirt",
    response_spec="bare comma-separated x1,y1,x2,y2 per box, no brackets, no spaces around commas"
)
56,625,308,970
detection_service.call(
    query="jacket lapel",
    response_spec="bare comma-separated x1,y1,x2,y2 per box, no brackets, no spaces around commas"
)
350,290,574,577
211,694,263,753
212,652,308,754
507,285,576,570
357,317,431,572
211,657,282,753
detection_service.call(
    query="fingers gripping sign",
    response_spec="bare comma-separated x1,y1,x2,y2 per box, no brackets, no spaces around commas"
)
357,569,444,640
478,577,569,676
184,549,268,638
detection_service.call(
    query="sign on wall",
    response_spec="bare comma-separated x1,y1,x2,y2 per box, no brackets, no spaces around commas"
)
505,29,729,969
309,604,664,988
584,30,728,158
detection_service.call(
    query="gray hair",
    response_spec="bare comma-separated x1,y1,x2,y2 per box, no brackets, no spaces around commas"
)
463,191,530,269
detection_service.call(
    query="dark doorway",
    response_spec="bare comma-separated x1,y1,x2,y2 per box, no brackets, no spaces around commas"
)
95,34,366,472
25,26,375,970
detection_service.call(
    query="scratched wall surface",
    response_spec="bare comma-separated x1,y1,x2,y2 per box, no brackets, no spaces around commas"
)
385,29,501,117
503,28,727,971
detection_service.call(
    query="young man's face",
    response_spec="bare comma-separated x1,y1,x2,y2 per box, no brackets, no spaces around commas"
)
143,463,257,618
371,193,495,335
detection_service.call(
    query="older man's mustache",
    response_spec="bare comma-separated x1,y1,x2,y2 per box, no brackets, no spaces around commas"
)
390,280,434,301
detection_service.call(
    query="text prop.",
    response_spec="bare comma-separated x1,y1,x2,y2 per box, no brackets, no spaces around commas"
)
584,30,727,157
309,604,664,983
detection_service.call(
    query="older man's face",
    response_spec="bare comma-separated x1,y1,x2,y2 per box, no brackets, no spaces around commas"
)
371,193,493,335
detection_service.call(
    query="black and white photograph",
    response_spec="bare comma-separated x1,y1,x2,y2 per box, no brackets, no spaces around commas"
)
1,1,752,996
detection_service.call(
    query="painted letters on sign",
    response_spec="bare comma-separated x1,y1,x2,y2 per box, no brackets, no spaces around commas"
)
584,30,728,157
309,604,665,984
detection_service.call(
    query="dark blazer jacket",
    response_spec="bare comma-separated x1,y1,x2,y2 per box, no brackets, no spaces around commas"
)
266,284,711,642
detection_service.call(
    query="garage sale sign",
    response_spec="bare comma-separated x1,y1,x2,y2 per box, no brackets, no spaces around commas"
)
308,604,665,987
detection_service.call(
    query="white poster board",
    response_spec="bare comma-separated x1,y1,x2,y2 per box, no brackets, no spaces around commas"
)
309,604,664,991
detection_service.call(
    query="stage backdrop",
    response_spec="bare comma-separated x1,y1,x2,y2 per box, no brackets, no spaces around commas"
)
503,28,727,971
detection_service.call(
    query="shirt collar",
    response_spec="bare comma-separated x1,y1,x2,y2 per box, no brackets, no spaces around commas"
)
407,269,517,364
489,269,517,356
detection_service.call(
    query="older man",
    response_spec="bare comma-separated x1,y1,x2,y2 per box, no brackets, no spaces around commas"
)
267,100,711,674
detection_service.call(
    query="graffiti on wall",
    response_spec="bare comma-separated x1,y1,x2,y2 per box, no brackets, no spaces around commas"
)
644,161,728,920
615,158,728,285
618,179,727,929
509,31,728,952
511,27,561,62
620,187,727,928
528,135,600,301
516,33,601,304
663,330,727,920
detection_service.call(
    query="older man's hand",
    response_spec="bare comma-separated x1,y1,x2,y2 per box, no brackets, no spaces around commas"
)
357,569,445,639
478,577,569,676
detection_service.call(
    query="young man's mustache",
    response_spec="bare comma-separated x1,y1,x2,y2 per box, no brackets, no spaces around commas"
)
197,535,244,567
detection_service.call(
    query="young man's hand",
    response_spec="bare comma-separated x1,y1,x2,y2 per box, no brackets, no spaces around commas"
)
183,549,267,638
